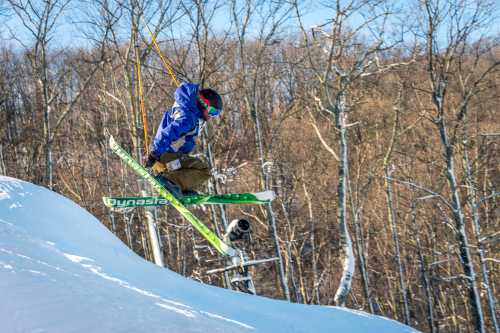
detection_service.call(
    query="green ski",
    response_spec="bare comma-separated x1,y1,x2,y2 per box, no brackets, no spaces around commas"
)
108,135,236,257
103,191,275,208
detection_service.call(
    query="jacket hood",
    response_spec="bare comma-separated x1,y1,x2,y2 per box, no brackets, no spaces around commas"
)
174,82,202,118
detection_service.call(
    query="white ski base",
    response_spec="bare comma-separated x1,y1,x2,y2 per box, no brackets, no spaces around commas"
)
254,190,276,201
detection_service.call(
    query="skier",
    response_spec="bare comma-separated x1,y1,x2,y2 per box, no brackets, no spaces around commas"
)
144,82,223,199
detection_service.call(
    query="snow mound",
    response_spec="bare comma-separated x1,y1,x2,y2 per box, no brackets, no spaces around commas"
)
0,176,420,332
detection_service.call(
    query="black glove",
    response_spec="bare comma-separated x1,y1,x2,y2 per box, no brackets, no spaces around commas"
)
144,152,159,168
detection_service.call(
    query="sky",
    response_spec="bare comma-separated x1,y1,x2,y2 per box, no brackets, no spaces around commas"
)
0,1,366,50
1,0,498,51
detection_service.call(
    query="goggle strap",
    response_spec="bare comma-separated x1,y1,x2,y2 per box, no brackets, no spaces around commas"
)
198,95,210,110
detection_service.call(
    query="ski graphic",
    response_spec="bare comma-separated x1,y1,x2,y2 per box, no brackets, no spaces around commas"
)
103,191,275,208
108,135,236,257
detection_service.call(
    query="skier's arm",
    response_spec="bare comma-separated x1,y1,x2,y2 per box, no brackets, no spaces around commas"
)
155,110,196,155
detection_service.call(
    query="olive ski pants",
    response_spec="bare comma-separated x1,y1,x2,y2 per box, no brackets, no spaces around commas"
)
152,152,210,192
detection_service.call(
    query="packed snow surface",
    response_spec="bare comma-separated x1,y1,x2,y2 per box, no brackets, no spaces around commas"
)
0,176,420,332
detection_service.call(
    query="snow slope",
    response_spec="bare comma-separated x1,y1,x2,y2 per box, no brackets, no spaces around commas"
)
0,176,420,333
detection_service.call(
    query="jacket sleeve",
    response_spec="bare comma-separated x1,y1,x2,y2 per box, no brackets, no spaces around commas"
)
155,108,196,155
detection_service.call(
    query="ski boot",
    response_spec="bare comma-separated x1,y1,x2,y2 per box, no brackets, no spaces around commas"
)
155,175,183,200
181,190,199,197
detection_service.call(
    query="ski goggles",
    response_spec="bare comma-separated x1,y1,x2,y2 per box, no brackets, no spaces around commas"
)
206,105,221,117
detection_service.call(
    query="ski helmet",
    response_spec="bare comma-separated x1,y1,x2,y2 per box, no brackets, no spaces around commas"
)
198,88,223,118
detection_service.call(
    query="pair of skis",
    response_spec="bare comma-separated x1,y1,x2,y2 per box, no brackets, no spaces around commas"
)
107,136,274,257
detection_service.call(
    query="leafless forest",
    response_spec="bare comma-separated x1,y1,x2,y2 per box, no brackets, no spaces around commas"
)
1,0,499,332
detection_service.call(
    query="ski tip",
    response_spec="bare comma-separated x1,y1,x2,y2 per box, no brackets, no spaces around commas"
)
254,190,276,202
109,135,116,146
102,197,111,207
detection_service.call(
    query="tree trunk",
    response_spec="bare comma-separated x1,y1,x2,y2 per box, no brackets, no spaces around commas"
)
201,126,231,290
246,95,290,301
333,87,354,307
382,97,410,323
0,145,5,175
38,54,53,190
350,192,373,313
142,190,164,267
303,181,320,304
462,138,498,332
281,201,302,303
437,116,485,333
412,201,436,333
384,167,410,324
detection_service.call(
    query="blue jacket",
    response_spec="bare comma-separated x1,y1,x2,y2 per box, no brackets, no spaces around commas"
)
151,82,203,156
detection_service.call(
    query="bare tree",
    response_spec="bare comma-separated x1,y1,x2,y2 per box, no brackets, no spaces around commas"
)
295,0,409,306
6,0,102,189
417,0,499,331
383,88,410,324
92,0,181,263
454,26,500,333
457,38,500,333
228,0,293,300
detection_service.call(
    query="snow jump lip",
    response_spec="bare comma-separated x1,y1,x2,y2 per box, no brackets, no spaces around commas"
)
0,176,420,333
